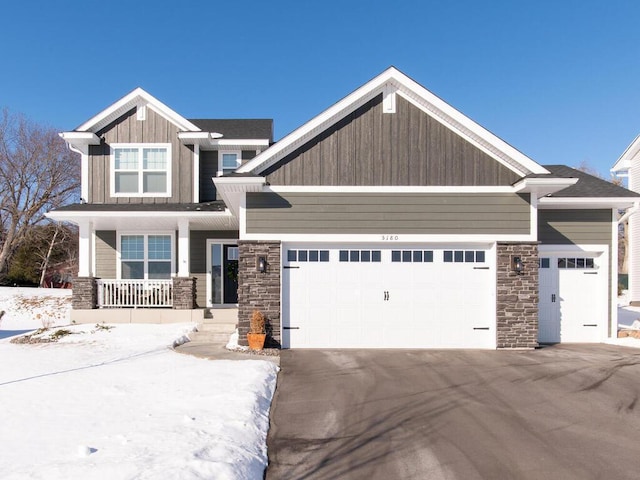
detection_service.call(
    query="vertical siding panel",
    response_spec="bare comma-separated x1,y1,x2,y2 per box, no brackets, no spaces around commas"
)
372,96,383,185
357,102,373,186
415,108,426,186
322,127,338,185
308,134,321,185
396,96,410,185
381,103,393,185
426,115,439,185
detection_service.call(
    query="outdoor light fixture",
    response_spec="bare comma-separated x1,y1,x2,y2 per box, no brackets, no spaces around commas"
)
257,256,267,273
512,255,523,275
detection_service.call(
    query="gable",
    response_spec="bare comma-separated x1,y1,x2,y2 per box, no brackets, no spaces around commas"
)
263,94,521,186
87,107,194,204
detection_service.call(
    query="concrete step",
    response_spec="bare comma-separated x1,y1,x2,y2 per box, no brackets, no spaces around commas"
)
190,331,233,343
205,309,238,323
197,322,236,334
201,316,237,326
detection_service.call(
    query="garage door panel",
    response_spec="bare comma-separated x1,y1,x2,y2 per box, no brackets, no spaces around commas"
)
283,244,495,349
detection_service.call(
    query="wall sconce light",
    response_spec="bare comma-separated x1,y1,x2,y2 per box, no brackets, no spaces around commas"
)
512,255,523,275
257,256,267,273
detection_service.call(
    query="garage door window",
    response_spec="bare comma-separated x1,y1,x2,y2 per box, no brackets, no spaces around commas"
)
558,257,595,269
339,250,381,262
443,250,485,263
391,250,434,262
287,250,329,262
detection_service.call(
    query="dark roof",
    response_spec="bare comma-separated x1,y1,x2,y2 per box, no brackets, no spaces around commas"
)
541,165,640,198
51,202,226,213
188,119,273,142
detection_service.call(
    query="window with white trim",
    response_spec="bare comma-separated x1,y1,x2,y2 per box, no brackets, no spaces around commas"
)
120,234,173,279
218,150,241,176
112,144,171,196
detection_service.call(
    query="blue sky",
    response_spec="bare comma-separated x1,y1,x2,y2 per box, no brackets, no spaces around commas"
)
3,0,640,178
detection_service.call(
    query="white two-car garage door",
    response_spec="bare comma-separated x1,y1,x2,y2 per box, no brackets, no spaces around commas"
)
281,244,496,349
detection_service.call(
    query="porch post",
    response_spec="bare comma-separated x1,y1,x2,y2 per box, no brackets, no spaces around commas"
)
78,221,93,277
177,218,190,277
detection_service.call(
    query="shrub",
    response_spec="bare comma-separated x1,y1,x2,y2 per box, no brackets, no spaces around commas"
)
250,310,265,334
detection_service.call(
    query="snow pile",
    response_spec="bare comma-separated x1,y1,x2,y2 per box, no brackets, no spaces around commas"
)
0,292,279,480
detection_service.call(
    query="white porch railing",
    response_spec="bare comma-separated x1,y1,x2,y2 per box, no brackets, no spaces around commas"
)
97,279,173,308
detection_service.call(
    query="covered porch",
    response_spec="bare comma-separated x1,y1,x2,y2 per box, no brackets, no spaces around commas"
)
47,202,241,322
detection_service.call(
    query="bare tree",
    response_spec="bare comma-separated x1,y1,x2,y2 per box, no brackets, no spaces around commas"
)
0,108,79,277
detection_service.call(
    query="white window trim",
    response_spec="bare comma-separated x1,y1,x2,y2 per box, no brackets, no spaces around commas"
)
116,231,176,280
217,150,242,177
110,143,172,197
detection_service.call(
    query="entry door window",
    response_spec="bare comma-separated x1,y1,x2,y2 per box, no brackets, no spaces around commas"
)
211,244,223,304
210,243,239,305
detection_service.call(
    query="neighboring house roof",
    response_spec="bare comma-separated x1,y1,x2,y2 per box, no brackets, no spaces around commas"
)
238,66,550,178
52,202,226,212
611,134,640,174
189,119,273,142
541,165,640,198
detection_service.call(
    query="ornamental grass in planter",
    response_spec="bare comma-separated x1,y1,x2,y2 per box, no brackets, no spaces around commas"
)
247,309,266,350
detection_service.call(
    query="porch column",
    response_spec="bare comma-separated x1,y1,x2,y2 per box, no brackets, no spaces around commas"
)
177,218,190,277
78,221,93,277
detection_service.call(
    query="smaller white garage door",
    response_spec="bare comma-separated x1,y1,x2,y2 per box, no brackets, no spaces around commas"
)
538,251,608,343
282,244,496,349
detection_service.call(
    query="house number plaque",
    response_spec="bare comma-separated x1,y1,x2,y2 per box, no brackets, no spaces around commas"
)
381,235,399,241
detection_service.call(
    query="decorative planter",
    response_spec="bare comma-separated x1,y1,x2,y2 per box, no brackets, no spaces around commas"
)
247,332,266,350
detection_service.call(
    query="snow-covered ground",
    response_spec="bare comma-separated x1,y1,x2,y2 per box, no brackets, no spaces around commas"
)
0,288,278,480
609,290,640,348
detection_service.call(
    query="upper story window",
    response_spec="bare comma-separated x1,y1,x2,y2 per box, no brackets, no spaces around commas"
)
218,150,241,176
111,144,171,196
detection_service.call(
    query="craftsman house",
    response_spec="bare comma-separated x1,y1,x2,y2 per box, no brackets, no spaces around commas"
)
49,67,639,348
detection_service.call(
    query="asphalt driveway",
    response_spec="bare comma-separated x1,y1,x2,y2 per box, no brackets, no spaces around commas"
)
266,345,640,480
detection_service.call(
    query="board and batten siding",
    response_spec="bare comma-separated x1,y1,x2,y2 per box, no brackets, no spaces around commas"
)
246,192,531,235
87,107,194,204
95,231,116,278
190,230,239,307
263,94,521,187
199,151,258,202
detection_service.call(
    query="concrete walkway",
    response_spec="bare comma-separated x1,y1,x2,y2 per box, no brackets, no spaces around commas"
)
175,340,280,365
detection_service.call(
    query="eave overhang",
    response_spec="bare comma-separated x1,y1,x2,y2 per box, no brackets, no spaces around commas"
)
537,197,639,209
512,177,579,198
611,134,640,175
59,131,101,154
177,133,270,150
213,176,265,217
46,208,237,231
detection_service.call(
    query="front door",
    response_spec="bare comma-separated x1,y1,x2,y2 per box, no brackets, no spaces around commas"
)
207,241,239,306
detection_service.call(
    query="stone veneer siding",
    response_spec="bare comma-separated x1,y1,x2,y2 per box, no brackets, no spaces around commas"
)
496,243,539,349
237,241,281,347
72,277,98,309
172,277,197,309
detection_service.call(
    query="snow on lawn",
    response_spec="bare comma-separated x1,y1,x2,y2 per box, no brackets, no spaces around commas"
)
0,289,278,480
0,287,71,338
